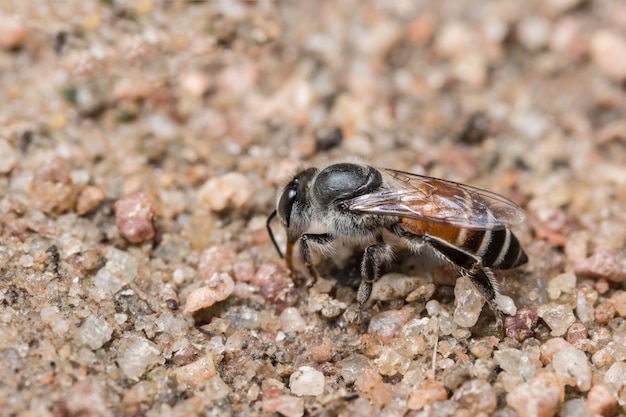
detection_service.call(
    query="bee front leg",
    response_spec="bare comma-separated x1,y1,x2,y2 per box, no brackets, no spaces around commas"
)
356,237,394,306
300,233,334,287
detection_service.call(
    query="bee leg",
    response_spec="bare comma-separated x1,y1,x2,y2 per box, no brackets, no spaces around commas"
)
300,233,334,287
467,266,504,334
356,237,394,306
421,236,505,331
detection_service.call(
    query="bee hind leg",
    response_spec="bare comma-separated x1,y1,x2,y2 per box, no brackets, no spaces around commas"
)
300,233,334,287
421,236,505,332
466,267,504,334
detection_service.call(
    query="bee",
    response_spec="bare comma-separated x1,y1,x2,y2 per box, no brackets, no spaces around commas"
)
266,162,528,323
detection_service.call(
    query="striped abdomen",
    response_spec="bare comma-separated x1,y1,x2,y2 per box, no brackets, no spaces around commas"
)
401,219,528,269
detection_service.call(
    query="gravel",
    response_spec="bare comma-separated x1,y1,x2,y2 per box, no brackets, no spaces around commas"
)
2,1,626,416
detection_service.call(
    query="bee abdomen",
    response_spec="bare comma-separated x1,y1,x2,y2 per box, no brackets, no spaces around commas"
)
458,228,527,269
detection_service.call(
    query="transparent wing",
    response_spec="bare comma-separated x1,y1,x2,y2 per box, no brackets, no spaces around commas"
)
345,168,525,230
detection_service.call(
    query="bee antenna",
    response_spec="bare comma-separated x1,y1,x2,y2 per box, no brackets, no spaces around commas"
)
266,210,284,258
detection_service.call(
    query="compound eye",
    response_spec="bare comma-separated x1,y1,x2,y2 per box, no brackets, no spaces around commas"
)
278,181,298,228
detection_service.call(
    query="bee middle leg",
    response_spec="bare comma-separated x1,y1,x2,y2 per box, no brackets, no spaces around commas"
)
300,233,334,286
356,236,394,306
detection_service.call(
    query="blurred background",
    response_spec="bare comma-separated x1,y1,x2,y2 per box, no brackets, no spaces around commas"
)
1,1,626,416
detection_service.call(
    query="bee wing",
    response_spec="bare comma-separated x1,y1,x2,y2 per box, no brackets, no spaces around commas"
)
344,168,525,230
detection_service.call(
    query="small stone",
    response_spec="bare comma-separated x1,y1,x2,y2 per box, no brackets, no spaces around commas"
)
18,254,33,268
575,248,626,283
468,336,499,359
251,262,297,310
561,398,589,417
516,16,551,51
310,339,333,363
223,306,260,330
406,281,436,302
531,205,569,245
494,349,538,390
594,300,616,325
274,397,304,417
604,361,626,391
496,294,518,316
172,345,202,367
538,303,577,336
360,368,393,409
591,346,617,369
30,181,80,215
338,355,369,385
566,323,588,347
505,306,539,342
540,337,572,365
435,22,474,59
547,272,577,300
104,247,137,282
368,308,413,344
0,15,27,50
198,172,254,212
217,64,258,96
564,230,590,262
261,378,285,406
589,327,612,352
590,30,626,82
174,353,216,386
57,380,112,417
180,71,211,97
263,395,304,417
595,279,610,295
341,397,375,417
232,282,256,299
247,215,272,247
198,246,237,281
371,273,424,301
576,287,598,323
544,0,585,15
232,255,255,282
205,376,230,401
407,14,436,45
376,346,410,376
183,273,234,313
77,315,113,350
550,17,589,59
452,379,497,414
0,139,17,173
610,291,626,317
146,113,178,141
279,307,306,333
289,366,324,396
453,52,488,87
587,384,617,417
506,373,561,417
114,193,155,243
426,300,442,317
407,378,448,410
112,78,155,100
76,186,105,215
453,276,484,327
117,334,164,381
40,307,69,335
552,347,592,391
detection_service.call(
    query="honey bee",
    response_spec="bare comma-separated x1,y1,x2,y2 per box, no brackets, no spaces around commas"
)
266,162,528,323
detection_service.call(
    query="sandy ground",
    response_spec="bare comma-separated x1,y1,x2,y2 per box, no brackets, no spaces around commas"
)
1,1,626,416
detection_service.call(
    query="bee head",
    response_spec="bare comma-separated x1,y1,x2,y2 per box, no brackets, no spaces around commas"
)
266,167,318,259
